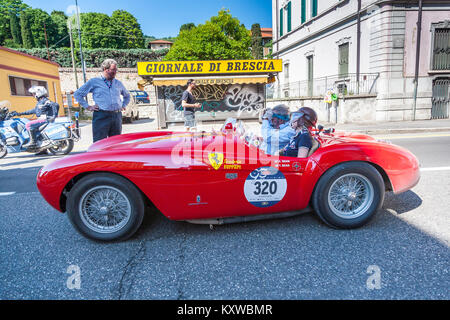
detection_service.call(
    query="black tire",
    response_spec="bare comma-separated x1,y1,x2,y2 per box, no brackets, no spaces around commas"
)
47,139,74,155
0,141,7,159
66,173,145,241
134,112,139,121
312,161,385,229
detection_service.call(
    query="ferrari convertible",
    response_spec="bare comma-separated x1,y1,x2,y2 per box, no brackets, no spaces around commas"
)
37,120,420,241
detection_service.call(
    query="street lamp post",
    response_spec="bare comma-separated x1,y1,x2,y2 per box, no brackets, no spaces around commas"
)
75,0,87,84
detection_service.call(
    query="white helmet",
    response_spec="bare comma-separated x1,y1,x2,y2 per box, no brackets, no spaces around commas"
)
28,86,48,99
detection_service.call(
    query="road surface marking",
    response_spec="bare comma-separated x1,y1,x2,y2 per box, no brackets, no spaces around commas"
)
0,192,16,196
420,167,450,172
0,191,40,196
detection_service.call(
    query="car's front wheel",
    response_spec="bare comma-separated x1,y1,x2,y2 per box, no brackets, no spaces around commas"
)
312,162,385,229
66,173,145,241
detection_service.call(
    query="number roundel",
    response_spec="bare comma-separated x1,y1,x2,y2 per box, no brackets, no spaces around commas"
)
244,167,287,208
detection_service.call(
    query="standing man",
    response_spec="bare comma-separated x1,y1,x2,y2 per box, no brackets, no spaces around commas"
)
181,79,201,131
74,59,130,143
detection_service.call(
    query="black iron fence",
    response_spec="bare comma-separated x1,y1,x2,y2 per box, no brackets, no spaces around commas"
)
267,73,380,99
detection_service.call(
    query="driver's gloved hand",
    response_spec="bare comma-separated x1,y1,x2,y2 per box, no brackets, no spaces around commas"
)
10,111,19,116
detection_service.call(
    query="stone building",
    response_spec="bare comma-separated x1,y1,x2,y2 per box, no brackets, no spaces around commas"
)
269,0,450,123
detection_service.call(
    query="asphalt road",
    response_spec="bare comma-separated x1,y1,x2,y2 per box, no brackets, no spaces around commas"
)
0,127,449,300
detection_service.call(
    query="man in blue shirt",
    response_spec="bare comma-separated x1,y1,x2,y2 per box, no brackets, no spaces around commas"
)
74,59,131,143
260,104,295,155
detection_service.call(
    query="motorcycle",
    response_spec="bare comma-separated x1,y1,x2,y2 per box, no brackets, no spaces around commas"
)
0,107,80,159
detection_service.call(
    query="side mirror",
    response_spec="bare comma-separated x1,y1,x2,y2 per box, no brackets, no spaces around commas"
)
317,125,324,135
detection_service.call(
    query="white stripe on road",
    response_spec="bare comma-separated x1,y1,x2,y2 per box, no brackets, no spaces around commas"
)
0,192,40,196
0,192,16,196
420,166,450,172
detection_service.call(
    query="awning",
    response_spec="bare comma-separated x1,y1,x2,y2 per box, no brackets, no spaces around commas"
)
151,75,271,87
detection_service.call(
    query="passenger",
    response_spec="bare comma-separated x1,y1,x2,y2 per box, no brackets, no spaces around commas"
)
280,107,318,158
261,104,295,155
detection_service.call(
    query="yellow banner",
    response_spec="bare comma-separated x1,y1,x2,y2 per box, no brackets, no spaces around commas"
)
137,59,282,76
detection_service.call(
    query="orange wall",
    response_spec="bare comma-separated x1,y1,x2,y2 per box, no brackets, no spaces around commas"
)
0,47,63,117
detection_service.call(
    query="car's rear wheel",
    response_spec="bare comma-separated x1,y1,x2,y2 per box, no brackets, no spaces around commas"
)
312,162,384,229
67,173,145,241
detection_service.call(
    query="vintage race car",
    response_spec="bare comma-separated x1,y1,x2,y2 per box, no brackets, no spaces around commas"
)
37,120,420,241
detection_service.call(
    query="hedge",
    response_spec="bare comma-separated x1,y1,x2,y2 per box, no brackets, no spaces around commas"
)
12,48,169,68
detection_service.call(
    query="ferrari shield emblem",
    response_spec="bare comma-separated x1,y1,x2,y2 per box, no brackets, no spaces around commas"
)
208,152,224,170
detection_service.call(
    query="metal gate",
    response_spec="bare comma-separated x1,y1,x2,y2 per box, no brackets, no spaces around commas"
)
432,78,450,119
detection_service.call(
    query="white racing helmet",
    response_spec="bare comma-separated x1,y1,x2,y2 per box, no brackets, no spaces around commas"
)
28,86,48,99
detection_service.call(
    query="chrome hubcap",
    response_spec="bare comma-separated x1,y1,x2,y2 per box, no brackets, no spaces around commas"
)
328,173,374,219
79,186,131,233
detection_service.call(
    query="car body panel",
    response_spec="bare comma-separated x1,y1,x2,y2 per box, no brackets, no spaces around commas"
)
37,128,420,221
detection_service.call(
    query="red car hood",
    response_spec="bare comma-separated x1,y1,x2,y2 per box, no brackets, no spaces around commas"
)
87,131,222,152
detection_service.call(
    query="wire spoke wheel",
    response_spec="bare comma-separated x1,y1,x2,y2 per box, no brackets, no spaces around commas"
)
79,186,132,234
328,173,374,219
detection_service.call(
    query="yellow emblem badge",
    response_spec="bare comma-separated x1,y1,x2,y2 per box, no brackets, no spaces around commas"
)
208,152,224,170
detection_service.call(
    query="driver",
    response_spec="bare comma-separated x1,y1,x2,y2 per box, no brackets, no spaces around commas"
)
261,104,295,155
280,107,318,158
16,86,59,148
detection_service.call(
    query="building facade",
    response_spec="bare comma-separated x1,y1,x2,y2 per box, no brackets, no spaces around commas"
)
270,0,450,123
0,46,63,115
148,40,173,50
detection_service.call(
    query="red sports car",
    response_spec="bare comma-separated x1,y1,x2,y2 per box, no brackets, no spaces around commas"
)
37,121,420,241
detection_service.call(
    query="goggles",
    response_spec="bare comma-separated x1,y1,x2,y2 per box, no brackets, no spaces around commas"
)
272,113,290,122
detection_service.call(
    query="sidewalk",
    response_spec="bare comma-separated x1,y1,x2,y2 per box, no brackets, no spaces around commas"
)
156,118,450,135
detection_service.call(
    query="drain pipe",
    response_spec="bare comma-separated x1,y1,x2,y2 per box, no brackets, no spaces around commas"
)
356,0,361,94
412,0,423,120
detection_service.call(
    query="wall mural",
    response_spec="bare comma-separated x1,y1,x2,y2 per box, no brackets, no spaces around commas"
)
159,83,265,122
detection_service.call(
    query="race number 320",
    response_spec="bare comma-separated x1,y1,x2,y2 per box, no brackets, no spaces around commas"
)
244,167,287,208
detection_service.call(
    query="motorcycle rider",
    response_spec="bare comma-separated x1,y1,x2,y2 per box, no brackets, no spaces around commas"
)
15,86,59,148
260,104,295,155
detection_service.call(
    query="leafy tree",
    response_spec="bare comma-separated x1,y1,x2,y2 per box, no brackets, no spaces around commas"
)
20,9,33,48
110,10,145,49
0,0,28,45
251,23,263,59
74,12,118,49
9,11,21,45
179,23,195,33
164,9,251,61
264,40,273,59
26,8,57,48
50,10,69,47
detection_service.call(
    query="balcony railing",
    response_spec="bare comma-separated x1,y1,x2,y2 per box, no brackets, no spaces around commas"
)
266,73,380,99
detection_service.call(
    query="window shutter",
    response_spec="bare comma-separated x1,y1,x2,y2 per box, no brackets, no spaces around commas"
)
301,0,306,24
312,0,318,18
287,2,292,32
280,8,283,37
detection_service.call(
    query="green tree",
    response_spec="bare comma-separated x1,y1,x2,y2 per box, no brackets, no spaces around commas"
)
75,12,118,49
179,23,195,33
9,11,21,45
0,0,28,45
251,23,263,59
50,10,69,47
110,10,145,49
26,8,57,48
20,9,33,48
164,9,251,61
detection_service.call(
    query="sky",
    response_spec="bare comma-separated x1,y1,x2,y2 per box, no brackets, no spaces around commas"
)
21,0,272,38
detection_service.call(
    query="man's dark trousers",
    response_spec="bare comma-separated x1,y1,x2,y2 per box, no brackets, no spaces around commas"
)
92,110,122,143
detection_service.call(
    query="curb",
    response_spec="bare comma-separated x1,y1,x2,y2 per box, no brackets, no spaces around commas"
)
340,127,450,135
